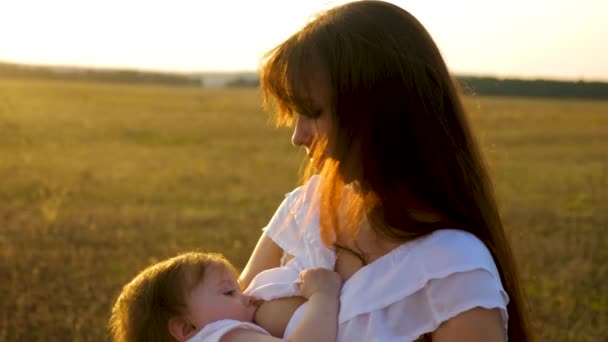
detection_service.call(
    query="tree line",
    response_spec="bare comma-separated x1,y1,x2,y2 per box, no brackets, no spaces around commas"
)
457,76,608,100
1,62,606,100
0,62,202,87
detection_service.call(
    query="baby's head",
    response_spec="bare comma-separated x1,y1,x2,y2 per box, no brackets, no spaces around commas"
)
109,252,258,342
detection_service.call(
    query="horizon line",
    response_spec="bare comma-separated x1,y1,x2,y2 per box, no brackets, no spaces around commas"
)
2,59,608,84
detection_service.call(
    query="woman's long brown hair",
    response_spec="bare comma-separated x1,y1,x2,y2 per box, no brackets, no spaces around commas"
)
260,1,532,341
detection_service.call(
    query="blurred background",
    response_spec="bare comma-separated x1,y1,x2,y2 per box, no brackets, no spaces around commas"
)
0,0,606,341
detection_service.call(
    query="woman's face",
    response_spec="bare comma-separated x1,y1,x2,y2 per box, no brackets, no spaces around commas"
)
290,81,333,162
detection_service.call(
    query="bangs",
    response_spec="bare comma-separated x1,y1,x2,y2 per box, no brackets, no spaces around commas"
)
260,31,326,126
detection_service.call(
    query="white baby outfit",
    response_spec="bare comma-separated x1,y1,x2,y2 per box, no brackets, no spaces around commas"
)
245,175,510,341
186,319,271,342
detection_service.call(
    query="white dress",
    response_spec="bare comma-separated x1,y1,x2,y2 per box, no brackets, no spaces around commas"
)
186,319,270,342
247,175,509,342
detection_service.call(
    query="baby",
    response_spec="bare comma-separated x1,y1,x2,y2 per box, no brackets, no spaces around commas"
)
109,252,341,342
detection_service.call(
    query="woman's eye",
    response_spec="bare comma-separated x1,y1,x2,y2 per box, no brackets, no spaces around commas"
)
295,108,321,119
224,290,235,296
304,110,322,119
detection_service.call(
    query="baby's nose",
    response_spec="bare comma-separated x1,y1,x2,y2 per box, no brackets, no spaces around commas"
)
243,295,255,306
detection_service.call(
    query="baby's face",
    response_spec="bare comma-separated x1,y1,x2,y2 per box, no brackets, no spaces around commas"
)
185,263,257,329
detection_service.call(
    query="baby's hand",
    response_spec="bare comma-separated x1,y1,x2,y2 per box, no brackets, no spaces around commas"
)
298,268,342,299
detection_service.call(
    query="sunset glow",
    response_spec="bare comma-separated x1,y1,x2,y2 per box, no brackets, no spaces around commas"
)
0,0,606,81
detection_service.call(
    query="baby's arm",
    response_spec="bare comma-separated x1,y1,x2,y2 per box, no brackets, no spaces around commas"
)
221,268,342,342
287,268,342,341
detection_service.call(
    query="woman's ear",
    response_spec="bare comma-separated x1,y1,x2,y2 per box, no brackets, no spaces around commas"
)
168,316,198,342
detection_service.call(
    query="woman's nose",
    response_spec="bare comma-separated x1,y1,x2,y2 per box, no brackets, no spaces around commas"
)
291,117,312,147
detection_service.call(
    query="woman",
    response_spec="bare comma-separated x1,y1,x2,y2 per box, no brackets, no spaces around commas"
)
240,1,532,341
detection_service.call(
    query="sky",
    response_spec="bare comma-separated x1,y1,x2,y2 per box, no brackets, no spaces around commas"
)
0,0,606,81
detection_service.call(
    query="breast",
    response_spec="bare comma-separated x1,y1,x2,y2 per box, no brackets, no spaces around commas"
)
255,296,307,338
282,301,308,339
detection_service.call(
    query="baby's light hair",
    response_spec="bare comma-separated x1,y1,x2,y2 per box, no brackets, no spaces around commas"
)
109,252,237,342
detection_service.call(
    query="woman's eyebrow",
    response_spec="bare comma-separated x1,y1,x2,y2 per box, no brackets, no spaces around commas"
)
293,100,320,115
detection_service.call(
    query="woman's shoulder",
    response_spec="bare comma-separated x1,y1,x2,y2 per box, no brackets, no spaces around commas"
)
338,229,509,337
396,229,509,338
342,229,501,299
411,229,500,277
359,229,500,280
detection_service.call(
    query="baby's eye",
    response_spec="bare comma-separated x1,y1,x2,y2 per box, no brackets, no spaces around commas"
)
223,290,236,296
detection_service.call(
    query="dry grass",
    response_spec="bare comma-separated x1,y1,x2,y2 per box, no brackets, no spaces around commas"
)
0,78,606,341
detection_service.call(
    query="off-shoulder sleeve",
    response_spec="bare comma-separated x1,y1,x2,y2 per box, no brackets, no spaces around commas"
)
260,176,333,269
419,269,509,339
261,183,308,257
414,230,509,339
339,268,509,342
336,229,509,341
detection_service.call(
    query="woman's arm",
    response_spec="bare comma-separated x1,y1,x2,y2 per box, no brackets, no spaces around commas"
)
239,233,283,290
431,307,504,342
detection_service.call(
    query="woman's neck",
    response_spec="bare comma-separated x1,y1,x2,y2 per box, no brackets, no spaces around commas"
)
336,217,402,265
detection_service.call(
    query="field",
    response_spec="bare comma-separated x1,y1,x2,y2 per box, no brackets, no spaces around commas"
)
0,78,606,341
